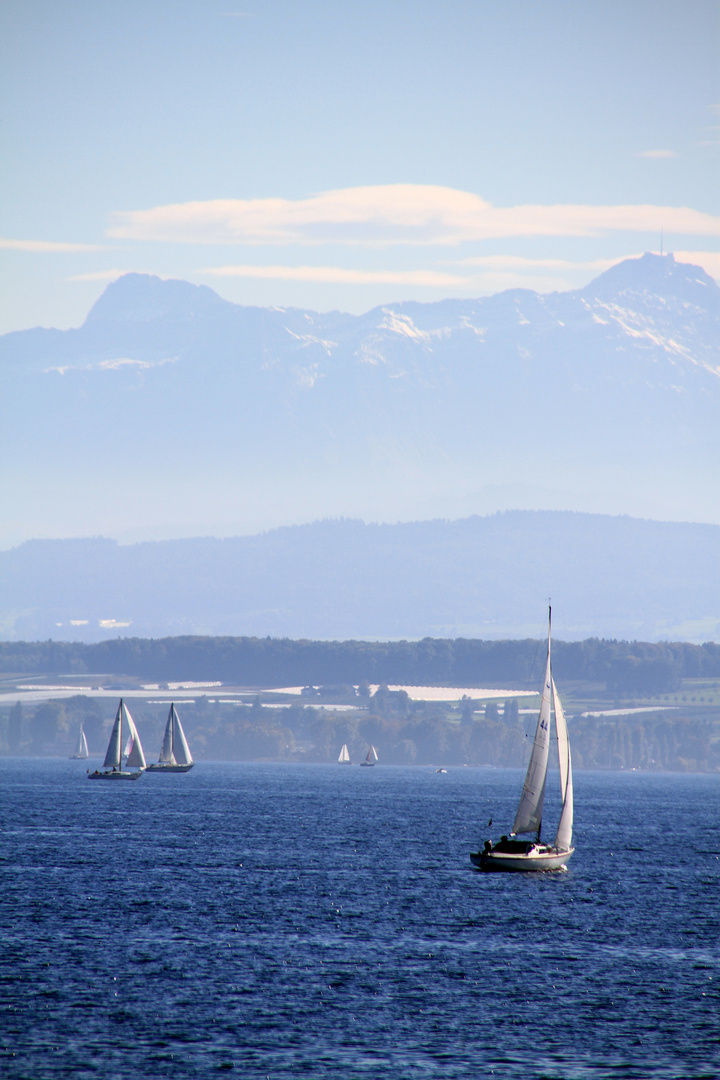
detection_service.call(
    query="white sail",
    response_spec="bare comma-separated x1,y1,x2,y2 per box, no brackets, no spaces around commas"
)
103,702,123,769
338,743,350,763
123,704,147,770
512,649,552,836
73,727,89,758
170,706,193,766
367,745,378,763
552,678,574,852
159,706,176,764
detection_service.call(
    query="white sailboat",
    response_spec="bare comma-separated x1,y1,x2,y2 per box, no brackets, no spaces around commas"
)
146,703,194,773
338,743,352,764
70,725,89,759
87,699,146,780
360,745,378,767
471,607,574,871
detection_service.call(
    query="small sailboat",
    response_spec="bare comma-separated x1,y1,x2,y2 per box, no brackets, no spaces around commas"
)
471,607,574,871
146,703,194,773
337,743,352,764
87,699,146,780
70,725,89,759
360,745,378,767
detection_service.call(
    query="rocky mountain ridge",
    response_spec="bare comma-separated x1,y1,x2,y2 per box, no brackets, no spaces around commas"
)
1,253,718,542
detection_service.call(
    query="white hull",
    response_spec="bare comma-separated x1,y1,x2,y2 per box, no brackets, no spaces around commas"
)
471,846,573,872
146,763,194,773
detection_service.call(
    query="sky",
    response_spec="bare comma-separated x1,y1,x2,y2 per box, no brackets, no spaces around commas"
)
1,0,719,335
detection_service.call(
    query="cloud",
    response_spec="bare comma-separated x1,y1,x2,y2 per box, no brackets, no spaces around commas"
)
108,185,720,248
67,268,139,282
0,238,107,253
635,150,676,159
673,251,720,278
451,255,622,272
454,251,720,287
201,264,468,287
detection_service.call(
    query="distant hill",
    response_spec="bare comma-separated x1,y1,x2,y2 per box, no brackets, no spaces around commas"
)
1,511,718,643
1,252,719,543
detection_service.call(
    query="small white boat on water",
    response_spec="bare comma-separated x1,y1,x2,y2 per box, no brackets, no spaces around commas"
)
471,607,574,872
360,745,378,767
70,726,89,759
87,699,146,780
338,743,352,764
146,703,194,773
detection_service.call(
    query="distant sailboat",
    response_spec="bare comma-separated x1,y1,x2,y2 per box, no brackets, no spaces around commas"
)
70,726,89,759
471,607,574,871
146,703,194,773
87,699,146,780
360,745,378,767
338,743,352,764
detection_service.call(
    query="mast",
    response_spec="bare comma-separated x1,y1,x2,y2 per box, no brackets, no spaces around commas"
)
119,697,123,770
540,606,551,842
511,606,552,838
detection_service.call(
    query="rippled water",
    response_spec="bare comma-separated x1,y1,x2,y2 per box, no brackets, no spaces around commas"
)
1,760,718,1079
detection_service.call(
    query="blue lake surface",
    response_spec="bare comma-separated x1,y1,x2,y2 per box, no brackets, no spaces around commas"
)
1,760,718,1079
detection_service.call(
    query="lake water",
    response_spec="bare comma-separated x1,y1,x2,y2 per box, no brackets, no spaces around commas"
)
1,760,718,1079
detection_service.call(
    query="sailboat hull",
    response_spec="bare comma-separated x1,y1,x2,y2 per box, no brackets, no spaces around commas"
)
471,846,573,872
88,770,143,780
146,763,194,773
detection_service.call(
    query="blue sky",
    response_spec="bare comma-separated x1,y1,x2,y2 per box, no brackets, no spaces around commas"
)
1,0,718,332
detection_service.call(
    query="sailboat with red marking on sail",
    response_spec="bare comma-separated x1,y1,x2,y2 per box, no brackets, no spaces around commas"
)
87,699,146,780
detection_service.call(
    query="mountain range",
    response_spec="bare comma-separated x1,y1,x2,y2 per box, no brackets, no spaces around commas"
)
1,252,719,545
1,511,718,644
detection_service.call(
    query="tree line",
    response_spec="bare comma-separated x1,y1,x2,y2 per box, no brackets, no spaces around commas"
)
2,692,718,773
1,634,719,692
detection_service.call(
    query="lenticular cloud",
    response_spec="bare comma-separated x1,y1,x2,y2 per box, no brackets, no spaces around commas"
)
108,183,720,247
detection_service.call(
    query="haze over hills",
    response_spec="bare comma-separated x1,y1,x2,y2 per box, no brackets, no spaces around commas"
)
1,252,719,547
1,511,718,645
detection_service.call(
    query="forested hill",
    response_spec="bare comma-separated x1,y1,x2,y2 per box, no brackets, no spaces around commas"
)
1,635,719,692
2,511,719,643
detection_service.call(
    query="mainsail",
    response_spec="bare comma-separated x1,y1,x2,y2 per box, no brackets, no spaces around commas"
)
338,743,351,763
512,647,552,836
103,702,123,769
552,678,574,852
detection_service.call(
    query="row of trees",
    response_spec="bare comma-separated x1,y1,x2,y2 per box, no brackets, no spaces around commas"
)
1,635,719,690
2,693,718,773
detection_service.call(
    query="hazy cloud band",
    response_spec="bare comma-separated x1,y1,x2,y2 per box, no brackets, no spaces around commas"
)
108,185,720,247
